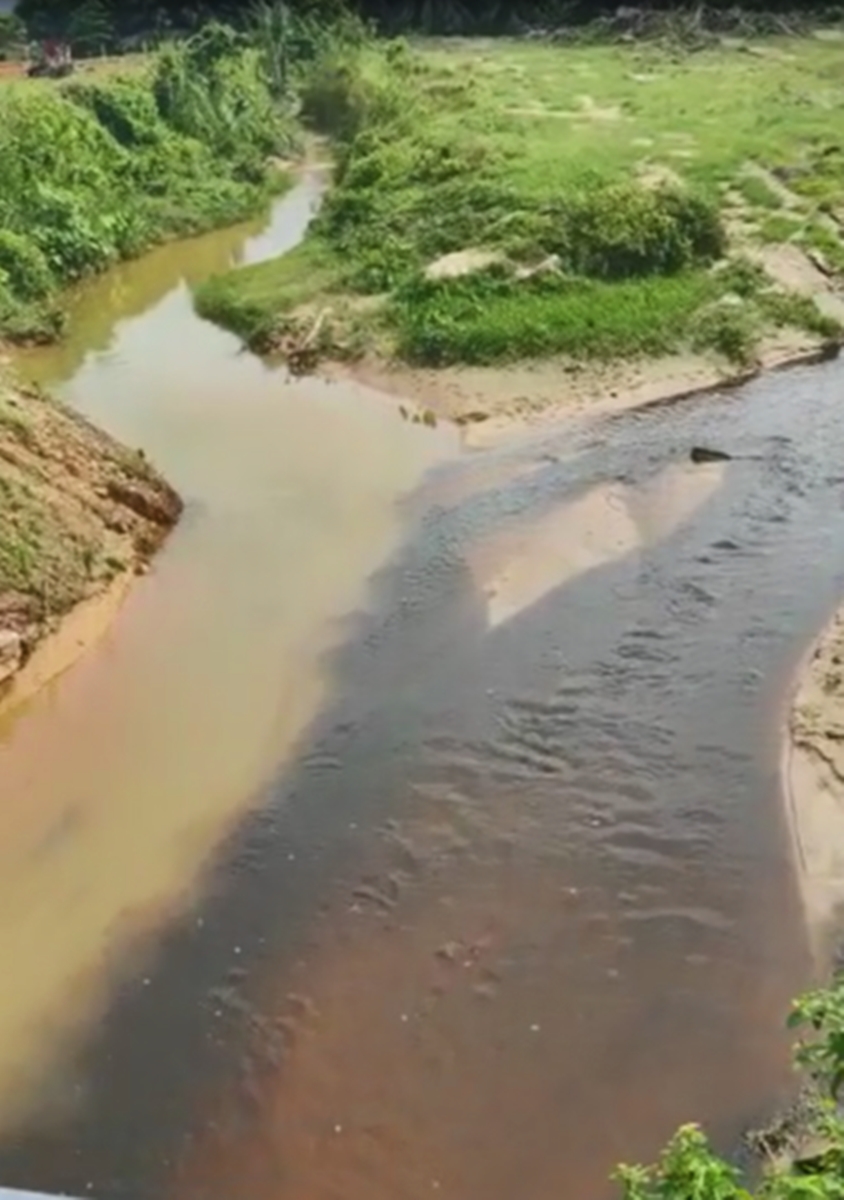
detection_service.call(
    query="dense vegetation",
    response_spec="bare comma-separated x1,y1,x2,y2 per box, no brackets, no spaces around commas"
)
0,21,297,340
15,0,839,43
196,26,844,369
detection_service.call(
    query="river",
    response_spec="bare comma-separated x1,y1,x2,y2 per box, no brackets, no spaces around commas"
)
0,172,842,1200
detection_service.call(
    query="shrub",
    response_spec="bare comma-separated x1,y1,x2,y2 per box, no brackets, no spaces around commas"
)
299,48,404,142
614,1125,743,1200
0,231,54,300
692,299,758,365
27,185,120,279
558,183,726,280
616,977,844,1200
68,79,164,148
152,32,290,163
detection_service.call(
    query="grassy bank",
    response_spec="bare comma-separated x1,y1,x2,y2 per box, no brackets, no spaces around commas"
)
195,27,844,372
0,22,298,342
0,368,181,691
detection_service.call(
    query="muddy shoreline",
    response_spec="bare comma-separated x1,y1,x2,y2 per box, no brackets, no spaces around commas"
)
332,335,841,447
0,371,181,713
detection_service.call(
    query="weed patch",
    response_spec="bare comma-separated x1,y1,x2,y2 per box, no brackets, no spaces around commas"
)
737,172,784,211
390,268,716,365
801,223,844,274
0,473,97,616
759,289,842,340
761,214,804,244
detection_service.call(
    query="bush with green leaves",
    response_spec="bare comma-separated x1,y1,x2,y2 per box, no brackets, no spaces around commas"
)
0,231,54,301
0,23,299,340
558,183,726,279
614,975,844,1200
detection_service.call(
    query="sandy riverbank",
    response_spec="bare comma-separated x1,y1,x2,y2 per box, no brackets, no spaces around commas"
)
786,606,844,961
0,367,181,715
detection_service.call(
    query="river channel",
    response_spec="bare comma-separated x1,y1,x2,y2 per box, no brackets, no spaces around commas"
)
0,172,842,1200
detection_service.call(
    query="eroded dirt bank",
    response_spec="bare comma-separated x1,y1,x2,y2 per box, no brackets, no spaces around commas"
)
0,368,181,706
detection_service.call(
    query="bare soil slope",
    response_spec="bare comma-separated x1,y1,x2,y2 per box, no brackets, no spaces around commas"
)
0,369,181,690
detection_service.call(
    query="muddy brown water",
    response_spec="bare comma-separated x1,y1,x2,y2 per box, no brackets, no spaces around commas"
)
0,172,843,1199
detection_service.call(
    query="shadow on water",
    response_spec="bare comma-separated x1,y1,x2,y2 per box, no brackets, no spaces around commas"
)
2,360,844,1197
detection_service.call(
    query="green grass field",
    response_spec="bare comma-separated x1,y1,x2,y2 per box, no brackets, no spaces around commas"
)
195,29,844,367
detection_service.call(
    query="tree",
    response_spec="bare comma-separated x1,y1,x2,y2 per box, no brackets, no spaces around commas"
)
67,0,114,55
0,13,26,59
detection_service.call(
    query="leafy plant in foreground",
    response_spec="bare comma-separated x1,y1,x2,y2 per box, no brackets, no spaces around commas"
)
615,977,844,1200
615,1124,749,1200
789,975,844,1098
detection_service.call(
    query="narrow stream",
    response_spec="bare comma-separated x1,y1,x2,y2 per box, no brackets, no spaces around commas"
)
0,175,842,1200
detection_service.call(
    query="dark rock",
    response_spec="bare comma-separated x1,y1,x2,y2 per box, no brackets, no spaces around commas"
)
690,445,732,464
455,410,490,426
793,1135,837,1173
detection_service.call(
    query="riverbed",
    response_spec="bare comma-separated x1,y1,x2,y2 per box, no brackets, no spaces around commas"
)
0,175,842,1200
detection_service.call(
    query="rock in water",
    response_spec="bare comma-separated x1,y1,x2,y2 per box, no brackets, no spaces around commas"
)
690,446,732,464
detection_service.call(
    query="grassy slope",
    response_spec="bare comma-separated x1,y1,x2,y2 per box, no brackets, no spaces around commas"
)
196,31,844,368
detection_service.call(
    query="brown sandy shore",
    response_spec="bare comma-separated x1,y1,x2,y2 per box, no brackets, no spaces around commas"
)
787,607,844,961
335,332,839,448
0,366,181,714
